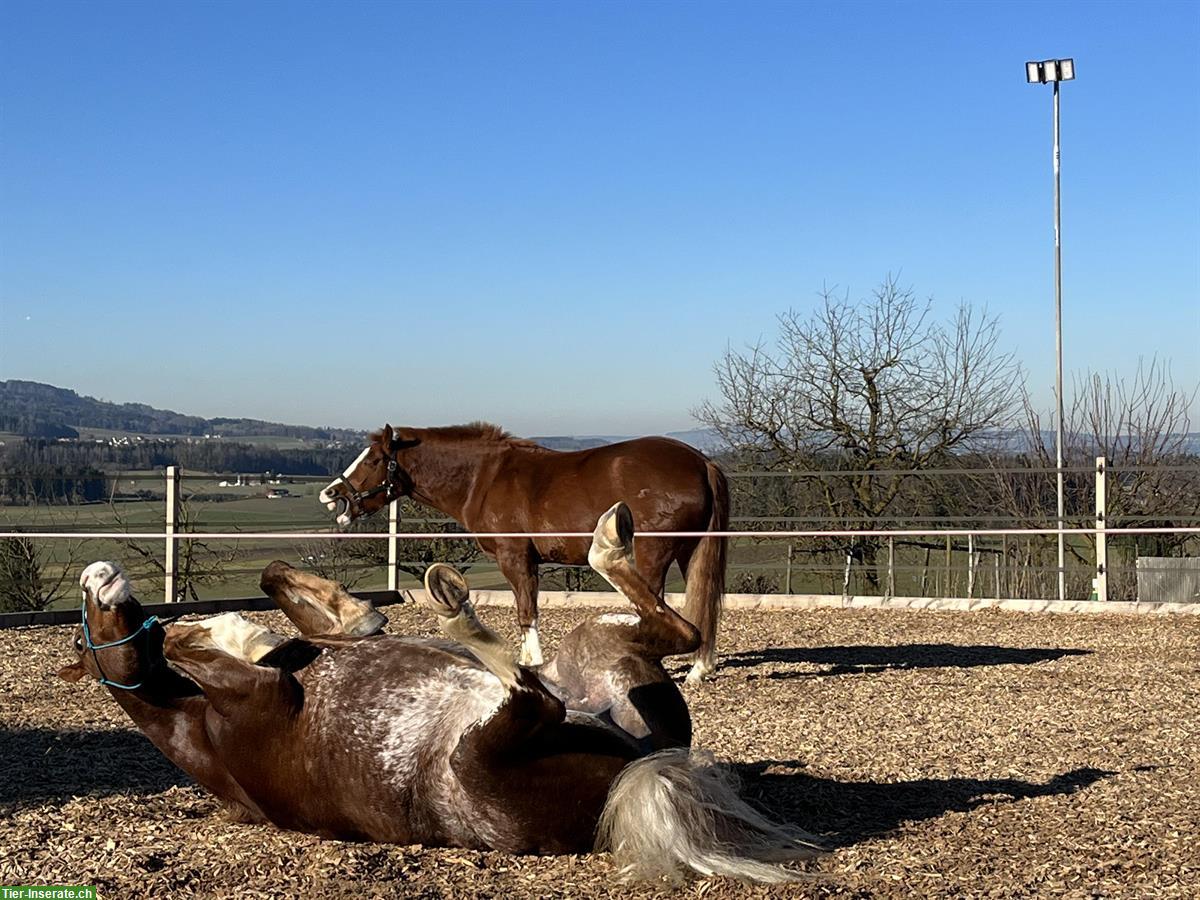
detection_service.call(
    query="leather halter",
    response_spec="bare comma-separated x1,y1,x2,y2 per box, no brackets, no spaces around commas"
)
331,455,402,520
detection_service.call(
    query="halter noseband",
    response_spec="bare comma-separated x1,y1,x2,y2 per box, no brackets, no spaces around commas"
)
332,455,402,519
80,601,159,691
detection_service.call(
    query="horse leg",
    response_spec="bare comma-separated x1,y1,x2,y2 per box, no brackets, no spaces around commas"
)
424,563,522,688
162,626,302,721
424,563,633,853
587,503,700,660
495,543,543,666
260,560,387,638
171,613,290,663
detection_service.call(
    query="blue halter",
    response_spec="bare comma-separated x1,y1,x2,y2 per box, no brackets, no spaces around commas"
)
80,601,159,691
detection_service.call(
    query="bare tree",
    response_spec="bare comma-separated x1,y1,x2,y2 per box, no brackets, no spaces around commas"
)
1008,359,1199,598
695,275,1022,586
0,533,86,612
0,494,94,612
107,493,239,602
299,499,482,587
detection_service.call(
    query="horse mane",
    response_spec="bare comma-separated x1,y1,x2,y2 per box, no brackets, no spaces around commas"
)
371,422,546,450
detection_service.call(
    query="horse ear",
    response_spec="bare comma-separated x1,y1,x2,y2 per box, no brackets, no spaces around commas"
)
58,660,87,682
381,424,395,450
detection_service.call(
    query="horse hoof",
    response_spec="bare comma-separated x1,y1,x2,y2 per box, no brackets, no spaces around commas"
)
684,662,714,685
344,609,388,637
588,502,635,573
518,647,544,667
423,564,470,618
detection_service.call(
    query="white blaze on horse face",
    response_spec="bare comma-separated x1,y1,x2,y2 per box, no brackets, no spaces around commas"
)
79,561,131,610
518,625,543,667
319,446,372,515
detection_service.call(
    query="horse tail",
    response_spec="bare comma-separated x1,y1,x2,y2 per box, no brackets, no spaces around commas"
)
596,748,822,884
683,460,728,682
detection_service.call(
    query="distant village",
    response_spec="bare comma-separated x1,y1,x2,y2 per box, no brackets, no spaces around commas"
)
217,473,296,498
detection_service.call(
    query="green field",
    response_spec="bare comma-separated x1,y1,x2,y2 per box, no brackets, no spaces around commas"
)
3,479,1117,609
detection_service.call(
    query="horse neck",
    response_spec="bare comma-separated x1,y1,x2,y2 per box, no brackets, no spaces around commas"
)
106,667,203,735
399,431,502,519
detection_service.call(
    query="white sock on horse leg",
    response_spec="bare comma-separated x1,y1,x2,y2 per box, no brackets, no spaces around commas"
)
518,625,543,667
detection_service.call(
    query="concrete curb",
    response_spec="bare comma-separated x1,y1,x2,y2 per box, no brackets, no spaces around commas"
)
7,589,1196,630
466,590,1200,616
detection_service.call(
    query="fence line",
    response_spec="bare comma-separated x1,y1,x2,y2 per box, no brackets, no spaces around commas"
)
4,456,1199,605
4,526,1200,541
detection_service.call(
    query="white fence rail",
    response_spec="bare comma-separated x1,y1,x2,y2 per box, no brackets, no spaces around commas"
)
4,457,1199,605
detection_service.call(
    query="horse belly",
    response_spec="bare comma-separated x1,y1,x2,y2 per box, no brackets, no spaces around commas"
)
299,654,511,846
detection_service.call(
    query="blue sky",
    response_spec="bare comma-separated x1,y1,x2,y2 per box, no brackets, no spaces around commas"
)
1,0,1197,436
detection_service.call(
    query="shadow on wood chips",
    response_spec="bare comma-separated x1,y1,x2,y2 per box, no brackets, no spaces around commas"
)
720,643,1092,678
0,726,191,812
732,759,1116,849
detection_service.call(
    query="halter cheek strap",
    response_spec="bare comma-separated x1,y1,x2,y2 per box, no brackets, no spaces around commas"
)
335,457,402,517
81,602,158,691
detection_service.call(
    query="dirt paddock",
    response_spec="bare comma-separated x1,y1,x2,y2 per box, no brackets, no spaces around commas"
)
2,601,1197,898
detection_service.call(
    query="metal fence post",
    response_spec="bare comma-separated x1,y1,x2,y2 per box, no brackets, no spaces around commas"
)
164,466,180,603
967,533,976,598
886,536,895,599
387,500,400,593
784,542,794,594
1095,455,1108,602
944,536,952,597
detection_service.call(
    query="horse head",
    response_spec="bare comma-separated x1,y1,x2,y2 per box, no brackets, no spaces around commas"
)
59,561,166,691
260,560,387,637
319,425,413,527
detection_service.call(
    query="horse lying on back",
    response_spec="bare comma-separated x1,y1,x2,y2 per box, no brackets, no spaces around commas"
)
60,505,819,882
257,506,695,751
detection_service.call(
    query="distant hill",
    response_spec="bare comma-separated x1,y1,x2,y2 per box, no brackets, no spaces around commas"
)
0,380,364,444
0,379,727,453
531,428,724,453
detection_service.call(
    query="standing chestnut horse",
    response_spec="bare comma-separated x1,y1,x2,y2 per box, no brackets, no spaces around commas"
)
319,423,728,682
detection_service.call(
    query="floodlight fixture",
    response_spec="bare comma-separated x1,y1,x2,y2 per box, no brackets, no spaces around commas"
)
1025,58,1075,84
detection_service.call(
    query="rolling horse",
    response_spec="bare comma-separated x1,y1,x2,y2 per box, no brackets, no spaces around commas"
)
259,503,696,750
59,505,817,882
319,423,728,682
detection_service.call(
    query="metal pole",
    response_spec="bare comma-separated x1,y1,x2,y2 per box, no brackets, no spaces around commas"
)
944,536,952,597
1054,79,1066,603
785,542,794,594
387,500,400,593
967,533,976,599
886,536,895,599
164,466,180,603
1095,456,1108,602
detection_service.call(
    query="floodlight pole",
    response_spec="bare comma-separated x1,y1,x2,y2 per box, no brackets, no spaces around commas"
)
1028,57,1073,603
1053,79,1065,604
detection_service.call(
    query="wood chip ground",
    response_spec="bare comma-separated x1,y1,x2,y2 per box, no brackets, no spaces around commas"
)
2,604,1197,898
